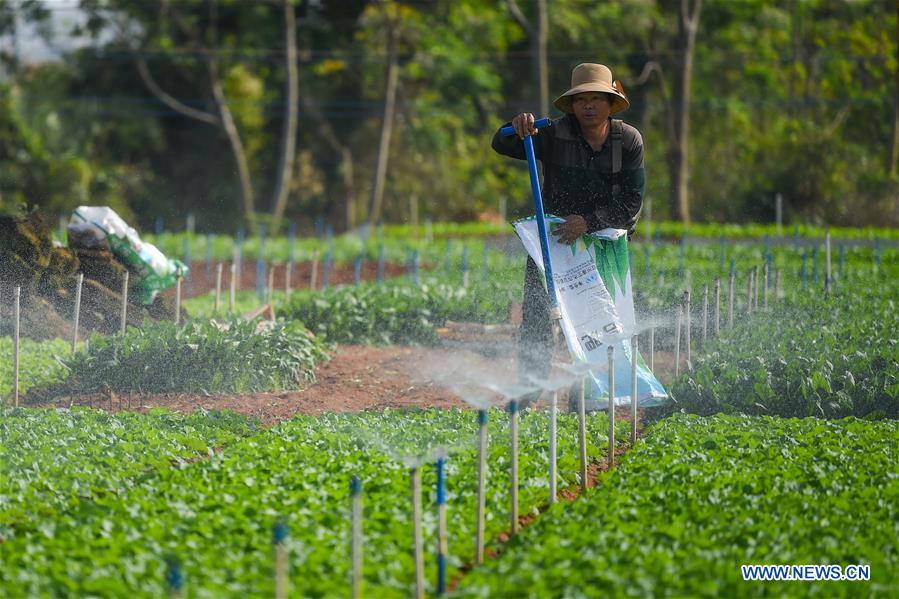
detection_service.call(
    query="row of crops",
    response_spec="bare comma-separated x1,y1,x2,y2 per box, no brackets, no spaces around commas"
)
1,227,896,596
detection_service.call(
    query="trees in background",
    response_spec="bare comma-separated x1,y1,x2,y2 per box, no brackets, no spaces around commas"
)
0,0,896,230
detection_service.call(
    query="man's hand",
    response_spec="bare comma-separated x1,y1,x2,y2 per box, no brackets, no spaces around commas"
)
552,215,587,245
511,112,540,139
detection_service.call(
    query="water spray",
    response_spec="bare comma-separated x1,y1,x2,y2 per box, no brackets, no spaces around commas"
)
607,345,615,469
436,457,448,595
350,475,362,599
273,520,288,599
72,272,83,356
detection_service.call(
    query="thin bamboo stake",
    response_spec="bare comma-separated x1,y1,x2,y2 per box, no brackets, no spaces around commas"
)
13,286,20,407
351,476,362,599
120,270,129,336
175,277,182,326
630,335,638,446
475,410,487,565
229,264,236,314
714,277,721,336
754,265,761,309
701,284,708,348
310,251,319,290
214,263,223,314
607,346,615,470
411,467,425,599
728,271,735,329
549,392,557,505
673,305,682,377
72,273,83,356
578,376,588,493
683,290,691,367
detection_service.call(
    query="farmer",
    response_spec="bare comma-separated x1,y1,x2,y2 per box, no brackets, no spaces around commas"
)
491,62,645,403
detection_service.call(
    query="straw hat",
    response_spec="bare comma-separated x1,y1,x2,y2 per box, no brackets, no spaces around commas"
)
553,63,629,114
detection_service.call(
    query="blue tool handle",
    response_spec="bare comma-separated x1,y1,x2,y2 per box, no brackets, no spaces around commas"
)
500,117,552,137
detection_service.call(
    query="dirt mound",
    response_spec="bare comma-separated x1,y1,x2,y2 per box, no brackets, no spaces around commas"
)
0,211,175,341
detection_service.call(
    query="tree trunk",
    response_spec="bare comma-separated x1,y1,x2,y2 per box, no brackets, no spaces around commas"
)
667,0,702,224
270,0,300,233
367,26,399,227
535,0,549,116
209,64,257,224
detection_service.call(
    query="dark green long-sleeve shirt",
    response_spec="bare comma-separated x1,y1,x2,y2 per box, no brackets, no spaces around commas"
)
492,113,645,233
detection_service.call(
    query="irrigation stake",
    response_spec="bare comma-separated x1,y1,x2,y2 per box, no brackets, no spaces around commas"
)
411,467,425,599
285,260,292,299
754,265,761,309
701,284,708,349
714,278,721,337
273,521,288,599
683,290,691,367
120,270,129,336
763,262,769,309
746,269,753,313
13,286,20,407
475,409,488,564
436,457,448,596
350,476,362,599
549,391,557,505
607,346,615,469
267,265,276,321
72,272,83,356
175,276,182,326
578,375,588,493
310,250,319,290
166,558,184,599
673,305,681,377
630,335,638,446
825,230,832,296
214,263,223,314
509,400,519,534
727,271,735,329
229,264,236,313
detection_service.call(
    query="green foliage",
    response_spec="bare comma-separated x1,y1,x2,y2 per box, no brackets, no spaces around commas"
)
0,406,628,597
279,276,518,345
670,285,899,419
0,336,70,402
456,413,899,597
60,318,328,395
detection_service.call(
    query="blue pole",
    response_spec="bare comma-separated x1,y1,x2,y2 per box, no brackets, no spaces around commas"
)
500,118,557,309
436,457,447,595
166,557,184,598
801,251,808,289
377,244,385,284
323,250,332,289
462,245,469,285
445,239,453,272
354,254,363,286
482,240,489,280
812,247,819,285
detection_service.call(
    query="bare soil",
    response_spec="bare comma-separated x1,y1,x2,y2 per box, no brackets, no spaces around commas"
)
42,345,510,425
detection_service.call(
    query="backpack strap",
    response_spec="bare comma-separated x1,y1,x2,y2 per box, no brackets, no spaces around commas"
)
610,119,623,202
